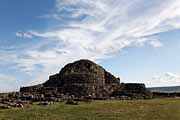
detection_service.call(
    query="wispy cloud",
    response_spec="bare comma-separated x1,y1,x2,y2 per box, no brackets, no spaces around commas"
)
10,0,180,86
0,74,18,92
16,31,33,39
148,72,180,87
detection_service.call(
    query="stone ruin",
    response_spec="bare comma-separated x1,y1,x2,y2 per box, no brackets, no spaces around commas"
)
111,83,152,99
20,59,151,100
20,59,120,99
0,59,152,109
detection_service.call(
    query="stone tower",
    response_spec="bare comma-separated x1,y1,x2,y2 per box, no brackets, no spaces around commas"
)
43,59,120,98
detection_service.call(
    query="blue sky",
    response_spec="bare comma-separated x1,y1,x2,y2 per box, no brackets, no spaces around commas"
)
0,0,180,92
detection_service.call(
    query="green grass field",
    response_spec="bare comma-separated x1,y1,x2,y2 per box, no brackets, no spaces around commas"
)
0,98,180,120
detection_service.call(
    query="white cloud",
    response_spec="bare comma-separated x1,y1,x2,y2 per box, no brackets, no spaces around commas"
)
16,31,33,38
0,51,17,66
10,0,180,87
147,72,180,87
165,72,180,80
0,74,18,93
148,40,163,47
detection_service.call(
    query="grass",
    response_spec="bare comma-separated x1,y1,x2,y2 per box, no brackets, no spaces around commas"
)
0,98,180,120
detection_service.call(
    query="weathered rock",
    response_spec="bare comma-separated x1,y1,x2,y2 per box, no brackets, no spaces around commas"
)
64,96,79,105
121,83,147,94
20,59,151,100
0,104,11,109
21,59,120,99
20,84,43,93
38,101,54,105
111,83,152,99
